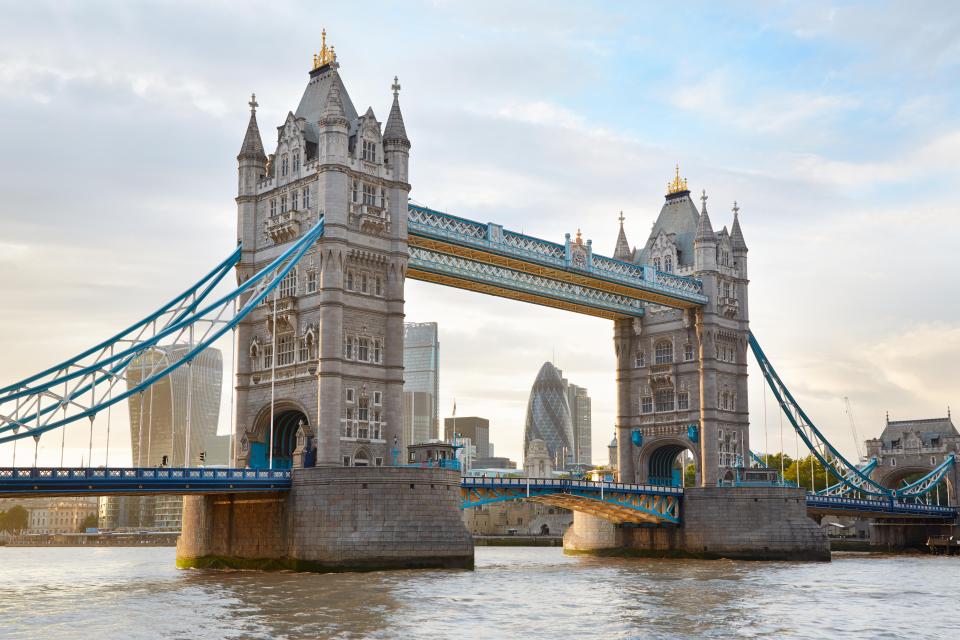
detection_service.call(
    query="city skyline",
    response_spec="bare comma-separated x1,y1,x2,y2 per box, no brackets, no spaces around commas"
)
0,2,957,468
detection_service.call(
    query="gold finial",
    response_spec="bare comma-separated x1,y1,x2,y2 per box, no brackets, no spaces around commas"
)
313,29,337,70
667,163,689,195
575,228,583,245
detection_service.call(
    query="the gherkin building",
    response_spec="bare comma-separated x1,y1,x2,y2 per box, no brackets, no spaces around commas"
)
523,361,574,467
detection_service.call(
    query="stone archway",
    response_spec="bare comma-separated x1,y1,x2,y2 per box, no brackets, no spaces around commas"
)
248,400,311,470
636,438,700,487
875,465,955,505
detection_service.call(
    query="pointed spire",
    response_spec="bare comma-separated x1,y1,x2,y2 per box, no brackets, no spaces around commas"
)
613,211,632,261
238,92,266,162
320,71,347,126
384,75,409,145
695,189,716,244
730,201,748,252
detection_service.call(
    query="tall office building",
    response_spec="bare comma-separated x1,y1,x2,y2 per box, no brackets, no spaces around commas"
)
566,382,592,465
99,345,224,531
523,362,592,468
444,416,490,458
523,362,575,468
403,322,439,450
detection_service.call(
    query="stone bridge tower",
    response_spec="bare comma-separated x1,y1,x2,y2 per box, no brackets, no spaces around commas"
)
233,42,410,469
614,169,750,486
865,413,960,506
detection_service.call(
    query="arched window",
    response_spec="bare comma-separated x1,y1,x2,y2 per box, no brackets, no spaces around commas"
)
664,255,673,273
722,392,729,410
653,257,661,271
292,150,300,172
655,389,674,412
655,341,673,365
353,449,370,467
281,154,289,177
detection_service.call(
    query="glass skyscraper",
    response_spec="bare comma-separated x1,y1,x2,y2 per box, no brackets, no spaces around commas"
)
523,362,575,467
566,382,592,465
403,322,439,450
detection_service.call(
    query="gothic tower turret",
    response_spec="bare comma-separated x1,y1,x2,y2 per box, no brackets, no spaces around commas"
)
237,94,267,268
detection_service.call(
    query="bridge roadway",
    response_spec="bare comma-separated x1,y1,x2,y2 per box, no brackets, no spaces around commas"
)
1,468,954,524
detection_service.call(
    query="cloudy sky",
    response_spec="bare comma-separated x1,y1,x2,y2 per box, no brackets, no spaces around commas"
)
1,1,958,466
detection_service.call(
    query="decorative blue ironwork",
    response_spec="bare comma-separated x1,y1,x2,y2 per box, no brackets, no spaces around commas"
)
749,332,957,500
805,494,957,519
686,424,699,443
0,467,291,496
406,459,461,471
816,457,879,496
407,204,707,306
460,477,681,524
631,429,643,447
0,219,325,445
408,245,647,317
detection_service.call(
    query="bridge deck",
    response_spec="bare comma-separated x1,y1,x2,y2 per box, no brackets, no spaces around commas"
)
0,467,291,497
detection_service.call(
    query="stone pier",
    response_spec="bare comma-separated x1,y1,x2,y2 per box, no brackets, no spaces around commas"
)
176,466,473,572
564,486,829,561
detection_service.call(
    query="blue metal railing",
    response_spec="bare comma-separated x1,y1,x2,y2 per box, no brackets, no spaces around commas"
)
0,467,292,496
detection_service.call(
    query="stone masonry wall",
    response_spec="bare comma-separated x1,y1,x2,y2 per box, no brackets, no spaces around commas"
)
177,466,473,571
564,486,829,561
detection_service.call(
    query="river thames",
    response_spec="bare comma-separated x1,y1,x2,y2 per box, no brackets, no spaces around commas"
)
0,546,955,639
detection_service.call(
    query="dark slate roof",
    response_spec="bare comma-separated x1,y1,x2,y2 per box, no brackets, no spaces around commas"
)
294,65,360,143
383,93,409,144
730,210,748,251
879,416,958,447
638,193,702,267
237,110,266,161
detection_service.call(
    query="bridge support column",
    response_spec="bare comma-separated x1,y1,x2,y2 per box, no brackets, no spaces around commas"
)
614,318,636,482
177,467,473,572
563,486,829,561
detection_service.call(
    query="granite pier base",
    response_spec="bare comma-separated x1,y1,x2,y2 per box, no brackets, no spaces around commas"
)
176,466,474,572
564,486,830,561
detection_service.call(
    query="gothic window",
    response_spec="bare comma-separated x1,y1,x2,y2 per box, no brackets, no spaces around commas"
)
343,456,351,466
721,392,730,410
292,150,300,172
358,398,369,422
655,341,673,365
375,457,383,466
279,270,297,298
292,190,298,211
362,140,377,162
373,391,382,405
375,275,383,296
270,199,277,216
262,344,273,369
277,334,295,366
723,281,731,299
302,186,310,210
281,154,288,177
655,389,675,412
678,392,690,410
636,351,646,368
362,183,376,206
360,272,369,293
298,336,309,361
306,270,317,293
653,257,661,271
373,338,383,364
664,255,673,273
346,270,355,290
346,388,355,403
380,187,386,208
684,343,694,361
641,396,653,414
352,180,358,203
344,335,355,360
280,193,288,213
357,337,370,362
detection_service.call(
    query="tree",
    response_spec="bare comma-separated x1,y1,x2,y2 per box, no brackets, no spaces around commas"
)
80,514,98,532
0,505,29,533
783,454,832,491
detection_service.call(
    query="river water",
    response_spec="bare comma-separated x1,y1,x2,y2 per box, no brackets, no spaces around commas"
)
0,546,955,639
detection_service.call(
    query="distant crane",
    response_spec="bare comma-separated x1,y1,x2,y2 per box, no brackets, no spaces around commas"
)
844,397,864,461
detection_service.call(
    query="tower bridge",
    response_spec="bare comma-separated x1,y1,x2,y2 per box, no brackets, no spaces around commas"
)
1,44,956,569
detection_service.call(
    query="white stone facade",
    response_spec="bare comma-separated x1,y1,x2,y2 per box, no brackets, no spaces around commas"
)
234,56,410,469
